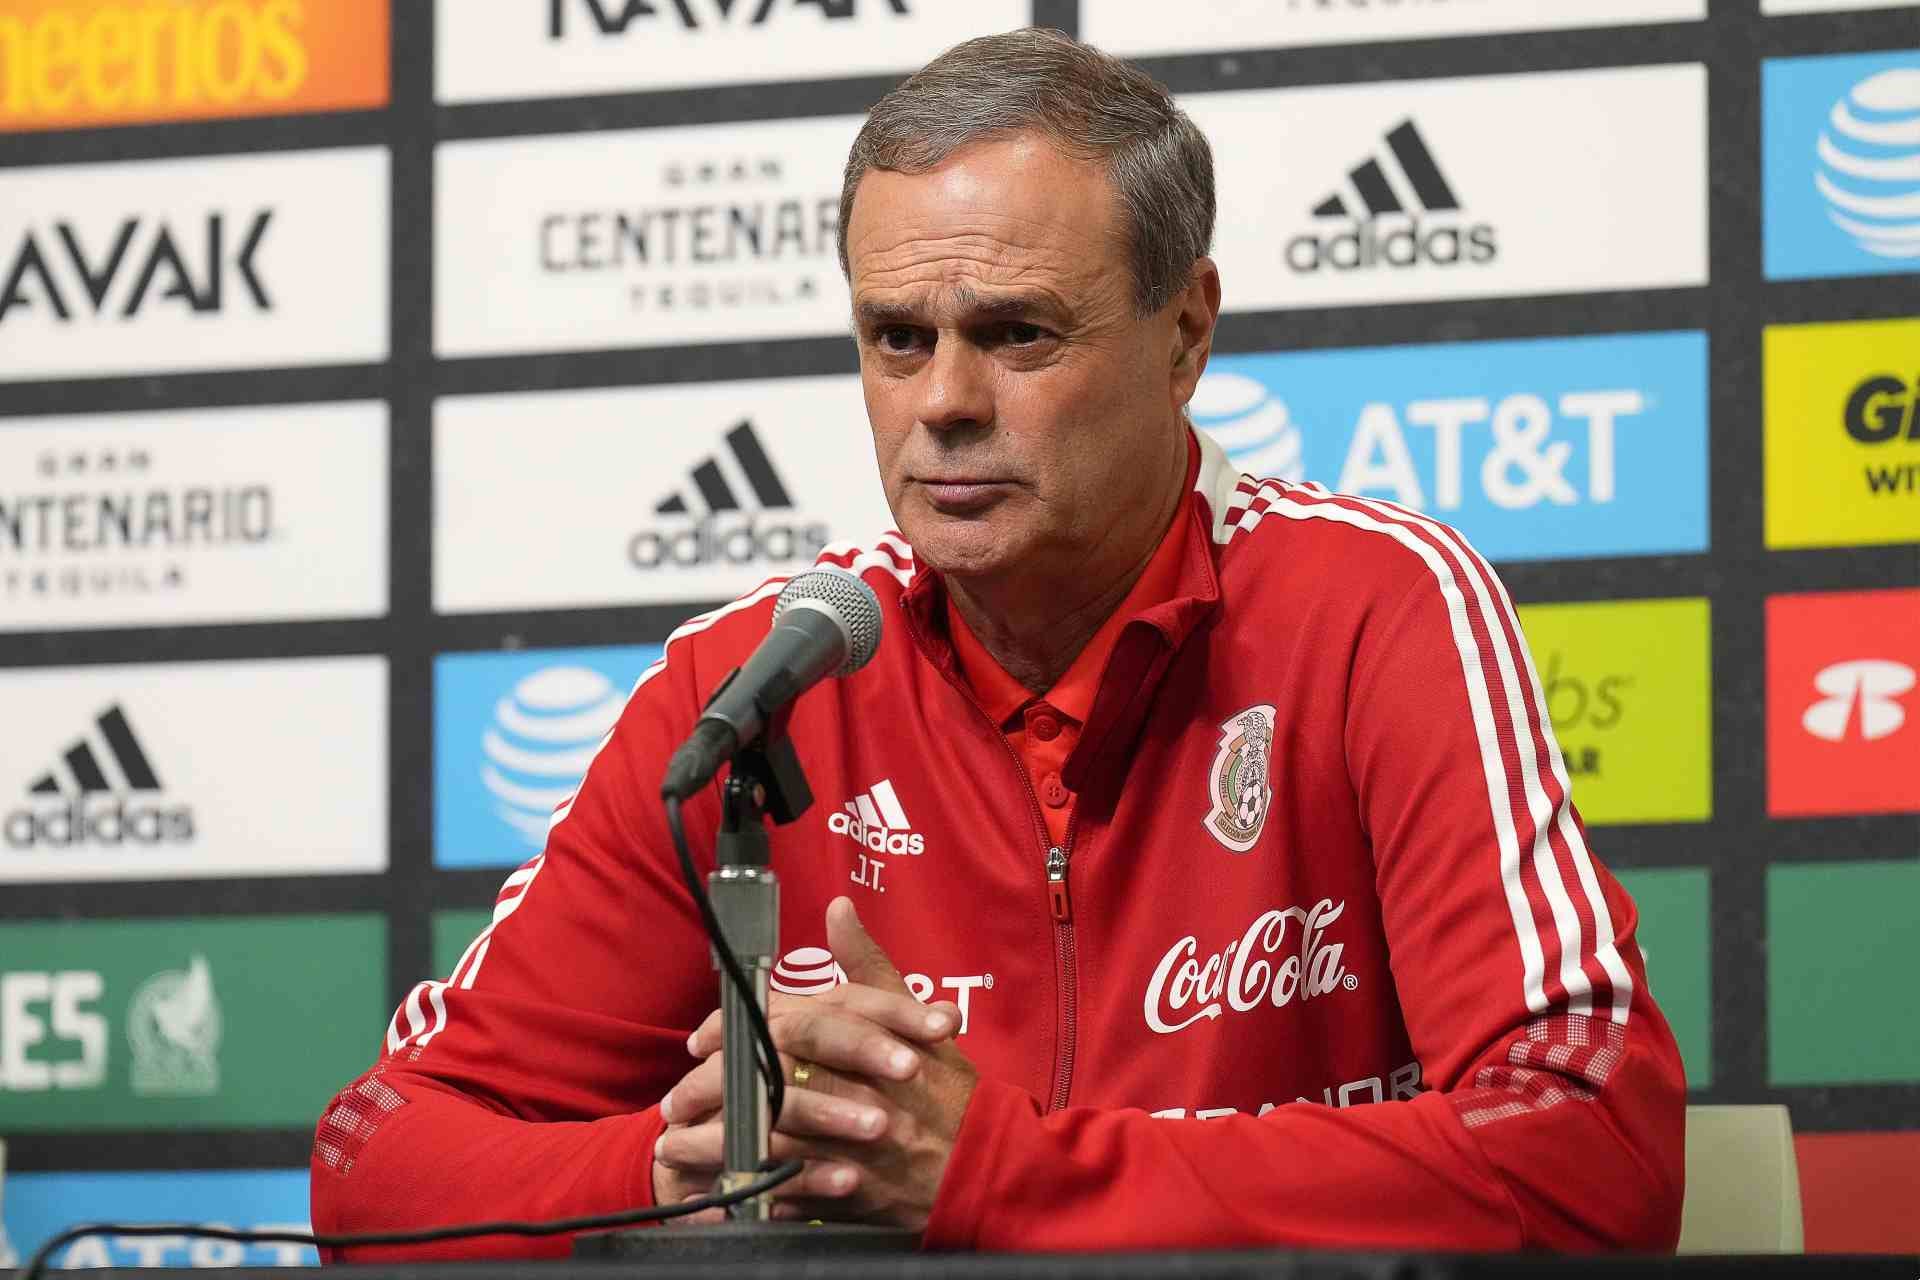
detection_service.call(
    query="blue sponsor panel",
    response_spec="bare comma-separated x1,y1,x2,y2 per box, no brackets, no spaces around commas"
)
2,1169,315,1268
1195,331,1709,562
433,645,662,869
1763,49,1920,281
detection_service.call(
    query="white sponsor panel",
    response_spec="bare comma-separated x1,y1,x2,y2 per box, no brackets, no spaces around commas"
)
0,148,387,382
1761,0,1918,13
0,403,388,631
437,117,861,356
1085,0,1704,55
434,376,892,611
437,0,1028,102
1188,64,1708,311
0,656,387,882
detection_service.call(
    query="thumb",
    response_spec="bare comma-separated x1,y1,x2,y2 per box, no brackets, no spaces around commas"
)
826,895,910,995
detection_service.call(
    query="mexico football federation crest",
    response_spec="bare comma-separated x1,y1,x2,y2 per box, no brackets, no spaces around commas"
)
1204,704,1276,854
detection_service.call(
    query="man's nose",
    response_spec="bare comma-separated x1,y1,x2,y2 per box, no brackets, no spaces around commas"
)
915,335,995,434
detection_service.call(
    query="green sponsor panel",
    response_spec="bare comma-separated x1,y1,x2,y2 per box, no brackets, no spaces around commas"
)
1514,598,1712,825
431,909,494,980
1769,860,1920,1086
0,915,385,1130
1615,868,1711,1089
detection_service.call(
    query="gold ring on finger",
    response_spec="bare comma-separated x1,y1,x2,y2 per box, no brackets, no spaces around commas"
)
791,1060,815,1088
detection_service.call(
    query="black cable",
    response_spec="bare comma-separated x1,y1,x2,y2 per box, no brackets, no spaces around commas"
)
15,1159,803,1280
664,789,788,1130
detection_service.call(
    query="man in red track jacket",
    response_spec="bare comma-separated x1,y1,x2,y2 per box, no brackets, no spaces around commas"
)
312,30,1685,1259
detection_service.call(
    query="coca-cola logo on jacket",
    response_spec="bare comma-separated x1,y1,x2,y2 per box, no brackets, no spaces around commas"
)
1143,898,1356,1035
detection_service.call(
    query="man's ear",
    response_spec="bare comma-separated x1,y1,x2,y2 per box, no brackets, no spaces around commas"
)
1170,257,1223,406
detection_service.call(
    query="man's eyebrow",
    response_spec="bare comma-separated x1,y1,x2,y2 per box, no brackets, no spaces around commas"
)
853,288,1069,327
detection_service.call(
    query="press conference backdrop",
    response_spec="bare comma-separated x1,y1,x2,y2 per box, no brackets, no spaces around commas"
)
0,0,1915,1267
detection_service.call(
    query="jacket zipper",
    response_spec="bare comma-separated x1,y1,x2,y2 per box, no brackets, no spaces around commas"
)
927,662,1083,1113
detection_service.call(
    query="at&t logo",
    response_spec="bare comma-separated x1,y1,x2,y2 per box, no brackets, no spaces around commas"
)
770,946,990,1033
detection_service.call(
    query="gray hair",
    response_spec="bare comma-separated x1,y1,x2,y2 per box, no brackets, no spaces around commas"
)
838,27,1215,315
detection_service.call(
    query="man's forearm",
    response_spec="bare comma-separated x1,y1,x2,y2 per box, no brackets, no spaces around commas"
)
310,1070,666,1263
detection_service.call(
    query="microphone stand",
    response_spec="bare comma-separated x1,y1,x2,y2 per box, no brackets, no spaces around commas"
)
577,728,918,1261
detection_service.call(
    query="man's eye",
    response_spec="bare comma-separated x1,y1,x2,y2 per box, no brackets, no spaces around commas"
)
877,326,921,352
1002,323,1044,345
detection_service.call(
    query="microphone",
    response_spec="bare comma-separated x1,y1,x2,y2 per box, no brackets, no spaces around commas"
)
661,566,883,800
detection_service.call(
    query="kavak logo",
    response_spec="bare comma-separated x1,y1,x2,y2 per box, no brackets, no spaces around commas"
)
637,421,825,572
1768,589,1920,816
5,703,193,852
437,0,1023,102
0,657,387,882
127,955,221,1098
435,377,891,612
0,209,273,323
1200,332,1709,562
438,120,859,355
1143,899,1356,1036
1515,598,1712,826
1187,64,1707,311
0,915,384,1130
1084,0,1705,56
1203,704,1276,854
433,646,657,869
0,148,387,382
1287,119,1497,276
0,402,388,631
1764,50,1920,280
0,0,389,132
1764,317,1920,549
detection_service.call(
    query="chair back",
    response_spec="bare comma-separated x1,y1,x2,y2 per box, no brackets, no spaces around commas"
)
1677,1104,1805,1253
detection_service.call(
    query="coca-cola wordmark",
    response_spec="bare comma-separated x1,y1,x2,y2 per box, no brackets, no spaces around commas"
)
1143,898,1357,1035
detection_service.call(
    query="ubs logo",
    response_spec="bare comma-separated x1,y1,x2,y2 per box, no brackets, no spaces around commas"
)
1541,651,1632,779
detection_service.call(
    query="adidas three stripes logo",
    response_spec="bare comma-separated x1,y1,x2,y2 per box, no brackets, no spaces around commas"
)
1311,119,1462,219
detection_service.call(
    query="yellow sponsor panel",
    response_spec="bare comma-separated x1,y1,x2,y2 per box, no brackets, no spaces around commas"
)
1515,598,1712,826
0,0,388,132
1764,316,1920,550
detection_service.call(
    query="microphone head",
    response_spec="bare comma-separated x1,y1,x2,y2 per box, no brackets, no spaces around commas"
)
771,566,883,677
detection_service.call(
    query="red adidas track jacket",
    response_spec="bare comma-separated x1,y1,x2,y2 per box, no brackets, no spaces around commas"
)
311,430,1685,1259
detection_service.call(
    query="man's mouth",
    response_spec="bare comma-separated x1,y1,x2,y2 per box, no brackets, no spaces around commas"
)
914,477,1010,513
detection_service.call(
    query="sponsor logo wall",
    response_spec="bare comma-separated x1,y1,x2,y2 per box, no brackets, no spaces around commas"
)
3,1168,315,1267
0,657,387,882
3,0,1915,1258
1083,0,1707,55
0,916,385,1128
0,0,390,133
1762,48,1920,280
0,146,389,381
435,376,891,611
1186,64,1709,311
434,645,662,869
0,401,389,630
1196,332,1709,562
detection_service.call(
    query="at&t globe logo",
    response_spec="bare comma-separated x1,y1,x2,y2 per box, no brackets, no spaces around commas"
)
1815,67,1920,261
1190,372,1304,482
481,667,625,845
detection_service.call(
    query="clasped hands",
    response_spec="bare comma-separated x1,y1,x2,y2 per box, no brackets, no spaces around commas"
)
652,895,978,1228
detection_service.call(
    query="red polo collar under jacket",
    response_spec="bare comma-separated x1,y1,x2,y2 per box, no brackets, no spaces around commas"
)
943,444,1200,848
